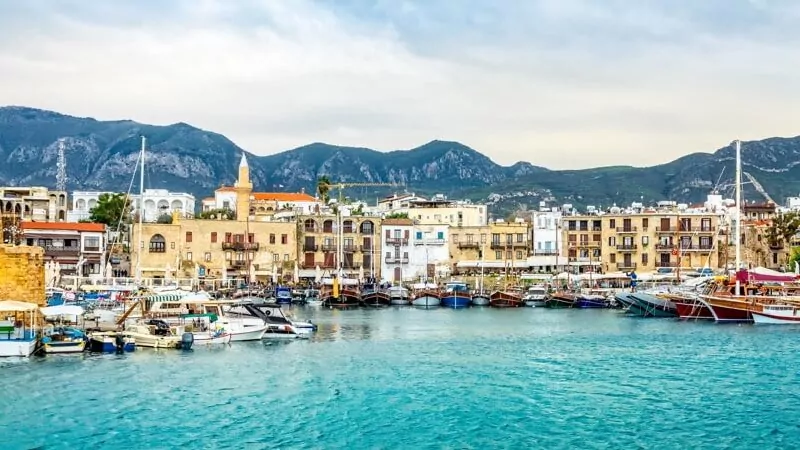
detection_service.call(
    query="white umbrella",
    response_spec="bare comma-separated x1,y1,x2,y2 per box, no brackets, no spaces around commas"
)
164,263,172,283
315,265,322,284
44,261,52,287
271,264,278,284
222,258,228,283
293,261,300,283
249,263,256,284
54,261,62,286
358,265,364,283
105,261,113,280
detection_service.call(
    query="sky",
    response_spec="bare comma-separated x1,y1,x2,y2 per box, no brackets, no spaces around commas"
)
1,0,800,169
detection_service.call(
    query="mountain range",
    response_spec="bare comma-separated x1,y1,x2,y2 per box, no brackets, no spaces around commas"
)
1,106,799,214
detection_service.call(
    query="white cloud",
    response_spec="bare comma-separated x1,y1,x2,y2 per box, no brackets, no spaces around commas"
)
1,0,799,169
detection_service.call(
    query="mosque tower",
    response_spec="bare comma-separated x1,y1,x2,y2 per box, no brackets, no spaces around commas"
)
234,153,252,222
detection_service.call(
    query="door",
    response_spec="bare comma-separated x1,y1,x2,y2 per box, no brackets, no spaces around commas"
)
660,218,671,232
393,267,402,282
304,252,315,267
623,253,632,268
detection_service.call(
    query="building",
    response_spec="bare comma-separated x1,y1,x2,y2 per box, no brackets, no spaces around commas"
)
380,218,414,282
742,202,778,222
0,245,46,306
297,210,381,279
529,208,565,272
20,221,108,277
70,189,196,222
411,222,451,281
131,214,297,283
450,219,531,274
380,193,488,227
1,186,68,222
201,156,321,219
562,208,722,273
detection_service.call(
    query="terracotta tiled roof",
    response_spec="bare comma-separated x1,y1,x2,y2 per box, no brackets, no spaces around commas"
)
216,186,236,192
252,192,317,202
21,221,105,232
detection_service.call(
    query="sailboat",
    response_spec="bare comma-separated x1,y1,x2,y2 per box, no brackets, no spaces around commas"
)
321,207,361,307
471,244,490,306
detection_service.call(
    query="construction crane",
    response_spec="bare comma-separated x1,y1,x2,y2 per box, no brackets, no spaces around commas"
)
318,180,405,204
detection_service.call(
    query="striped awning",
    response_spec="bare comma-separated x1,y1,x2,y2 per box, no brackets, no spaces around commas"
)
142,293,186,302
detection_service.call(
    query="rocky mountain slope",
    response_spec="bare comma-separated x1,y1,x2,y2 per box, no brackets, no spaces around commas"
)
1,106,798,213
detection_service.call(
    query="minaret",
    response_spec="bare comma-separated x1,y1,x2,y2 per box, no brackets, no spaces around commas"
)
234,153,252,222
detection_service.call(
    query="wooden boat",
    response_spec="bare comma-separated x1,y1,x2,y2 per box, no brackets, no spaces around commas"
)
490,289,524,307
701,274,800,323
321,286,361,308
411,283,441,307
471,292,491,306
671,296,714,320
441,282,472,308
42,327,86,354
361,284,391,307
546,292,576,308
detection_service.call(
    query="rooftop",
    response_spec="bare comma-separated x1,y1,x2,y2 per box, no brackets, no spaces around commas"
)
21,221,105,232
252,192,317,202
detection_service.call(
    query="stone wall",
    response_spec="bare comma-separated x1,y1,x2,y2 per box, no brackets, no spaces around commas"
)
0,245,45,305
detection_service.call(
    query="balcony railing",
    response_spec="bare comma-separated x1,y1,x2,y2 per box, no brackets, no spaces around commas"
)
533,250,559,256
321,244,337,252
414,239,446,246
228,260,247,268
302,244,319,252
592,226,602,231
43,245,80,253
342,245,357,253
385,256,410,264
83,246,101,252
222,242,260,251
655,261,678,268
568,241,601,248
360,245,373,253
490,241,528,249
655,243,675,250
617,262,637,270
385,238,409,246
616,244,638,251
457,241,480,249
616,227,638,233
682,245,714,251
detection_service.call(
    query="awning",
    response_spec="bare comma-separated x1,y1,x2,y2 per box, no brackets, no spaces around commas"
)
0,301,39,312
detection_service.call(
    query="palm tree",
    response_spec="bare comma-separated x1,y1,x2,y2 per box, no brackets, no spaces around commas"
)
317,176,331,204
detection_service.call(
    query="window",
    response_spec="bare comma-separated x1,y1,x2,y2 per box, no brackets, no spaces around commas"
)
170,242,175,249
281,234,288,245
416,231,423,240
495,250,502,259
185,232,192,243
84,236,100,250
466,234,474,243
516,250,523,260
437,231,444,240
248,233,254,243
452,234,459,243
642,218,649,229
641,253,648,264
186,252,193,261
480,233,487,243
204,252,211,262
273,254,280,262
211,232,217,243
492,233,501,244
249,252,255,260
284,254,290,261
609,219,616,228
224,232,232,243
149,234,166,253
506,251,512,259
642,236,649,245
269,234,276,244
225,251,231,260
610,253,616,263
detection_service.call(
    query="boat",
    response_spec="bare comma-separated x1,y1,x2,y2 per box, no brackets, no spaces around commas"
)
522,286,547,307
546,292,576,308
191,329,232,345
441,282,472,308
0,301,41,357
388,286,410,305
274,286,293,305
701,270,800,323
227,302,315,335
88,332,136,353
361,283,391,307
122,320,189,349
626,292,677,318
752,304,800,324
672,296,714,320
471,292,491,306
573,293,608,309
490,288,524,308
42,327,86,354
410,283,440,307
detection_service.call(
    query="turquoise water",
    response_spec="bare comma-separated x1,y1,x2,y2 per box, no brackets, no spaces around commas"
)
2,308,799,449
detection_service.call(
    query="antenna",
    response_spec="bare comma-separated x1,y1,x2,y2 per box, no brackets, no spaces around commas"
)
56,138,67,192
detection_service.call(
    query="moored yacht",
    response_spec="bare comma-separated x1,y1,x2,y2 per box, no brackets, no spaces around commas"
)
523,285,547,307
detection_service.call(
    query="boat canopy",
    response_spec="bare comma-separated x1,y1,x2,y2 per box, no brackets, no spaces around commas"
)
736,267,797,283
0,301,39,312
40,305,85,316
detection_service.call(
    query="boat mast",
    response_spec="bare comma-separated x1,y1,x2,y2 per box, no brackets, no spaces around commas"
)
135,136,145,283
735,139,742,294
479,241,485,294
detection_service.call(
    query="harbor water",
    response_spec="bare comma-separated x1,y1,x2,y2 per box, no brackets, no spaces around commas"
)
2,307,799,449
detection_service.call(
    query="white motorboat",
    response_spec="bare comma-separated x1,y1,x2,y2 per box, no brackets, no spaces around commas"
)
752,304,800,325
523,285,548,307
123,322,187,349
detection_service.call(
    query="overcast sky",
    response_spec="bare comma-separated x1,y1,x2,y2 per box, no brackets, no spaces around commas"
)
1,0,799,169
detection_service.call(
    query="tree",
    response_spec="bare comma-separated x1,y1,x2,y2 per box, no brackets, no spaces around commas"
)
790,247,800,272
156,214,173,224
317,176,332,204
197,208,234,220
385,212,409,219
89,193,131,229
765,212,800,248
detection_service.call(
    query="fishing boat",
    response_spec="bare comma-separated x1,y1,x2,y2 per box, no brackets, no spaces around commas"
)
361,283,391,307
471,292,491,306
573,293,608,309
410,283,441,307
87,332,136,353
523,285,547,307
490,288,524,308
546,292,576,308
441,282,472,308
274,286,293,305
42,327,86,354
388,285,410,305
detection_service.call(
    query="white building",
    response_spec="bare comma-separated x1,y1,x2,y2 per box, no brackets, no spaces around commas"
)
528,208,565,272
201,186,320,216
380,193,487,227
411,223,451,282
71,189,195,222
379,219,450,282
380,218,414,282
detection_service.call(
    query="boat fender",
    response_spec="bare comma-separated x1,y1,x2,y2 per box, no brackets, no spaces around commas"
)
264,310,271,316
284,325,292,332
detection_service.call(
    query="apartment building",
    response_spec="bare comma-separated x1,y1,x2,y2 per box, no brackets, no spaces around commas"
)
21,221,107,277
450,219,531,274
297,213,381,278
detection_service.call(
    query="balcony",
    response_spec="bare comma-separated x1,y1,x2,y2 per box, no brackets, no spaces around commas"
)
616,227,638,233
321,244,337,252
222,242,260,251
655,243,676,250
360,245,374,253
617,262,637,270
342,245,357,253
655,261,678,268
592,226,602,231
385,256,410,264
43,245,80,254
533,250,559,256
414,239,446,246
682,245,715,252
490,241,529,249
228,260,247,269
302,244,319,252
385,237,409,246
457,241,480,249
616,244,638,251
568,241,601,248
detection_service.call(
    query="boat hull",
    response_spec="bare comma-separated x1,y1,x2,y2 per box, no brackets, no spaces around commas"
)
702,298,754,323
362,292,391,307
411,292,440,307
43,340,86,354
228,325,267,341
390,298,410,305
88,334,136,353
674,300,714,320
573,297,607,309
490,291,523,308
546,296,575,309
441,294,471,308
752,310,800,324
0,339,38,357
628,294,677,318
471,295,491,306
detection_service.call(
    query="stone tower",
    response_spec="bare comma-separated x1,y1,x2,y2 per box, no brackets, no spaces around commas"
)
234,153,252,222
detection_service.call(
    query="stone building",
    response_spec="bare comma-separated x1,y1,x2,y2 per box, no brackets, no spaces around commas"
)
0,245,45,306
